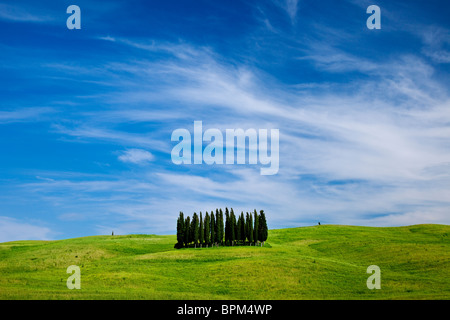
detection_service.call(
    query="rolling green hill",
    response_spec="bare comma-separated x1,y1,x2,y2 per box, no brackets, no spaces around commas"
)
0,224,449,299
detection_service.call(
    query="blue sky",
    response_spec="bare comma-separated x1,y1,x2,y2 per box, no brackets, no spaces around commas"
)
0,0,449,242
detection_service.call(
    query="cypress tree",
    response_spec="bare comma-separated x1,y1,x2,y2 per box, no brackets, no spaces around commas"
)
189,216,194,245
210,211,215,247
189,214,194,245
214,209,218,245
235,216,239,244
254,209,259,245
236,213,242,244
259,210,268,245
219,209,224,245
176,212,185,248
190,213,199,248
240,212,245,245
225,207,229,245
230,208,236,238
245,212,250,244
204,212,210,247
199,212,204,247
225,209,230,245
230,209,236,246
249,214,254,245
184,216,190,247
215,210,220,246
175,216,180,248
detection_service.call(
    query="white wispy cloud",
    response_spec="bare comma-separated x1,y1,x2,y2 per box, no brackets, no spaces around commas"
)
118,149,154,164
419,26,450,64
0,4,55,23
52,124,168,152
0,107,54,124
272,0,299,24
38,35,450,229
0,216,52,242
284,0,299,23
98,36,116,42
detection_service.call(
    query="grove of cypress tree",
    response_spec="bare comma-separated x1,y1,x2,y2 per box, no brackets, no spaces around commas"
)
176,209,268,248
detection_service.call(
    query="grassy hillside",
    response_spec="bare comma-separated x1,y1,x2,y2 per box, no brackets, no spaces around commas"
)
0,224,449,299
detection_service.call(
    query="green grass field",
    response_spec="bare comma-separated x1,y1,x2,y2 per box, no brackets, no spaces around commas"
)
0,224,449,299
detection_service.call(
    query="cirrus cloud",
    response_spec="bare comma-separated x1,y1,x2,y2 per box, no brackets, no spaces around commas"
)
118,149,155,165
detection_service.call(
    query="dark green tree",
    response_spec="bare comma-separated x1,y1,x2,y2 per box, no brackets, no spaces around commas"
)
210,211,215,247
236,213,242,244
259,210,268,245
191,212,199,248
184,216,191,246
225,209,230,245
221,207,231,242
240,212,245,244
204,212,210,247
253,209,259,245
230,209,236,246
176,211,185,248
245,212,250,244
249,214,254,245
215,209,220,246
219,209,224,245
199,212,204,247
